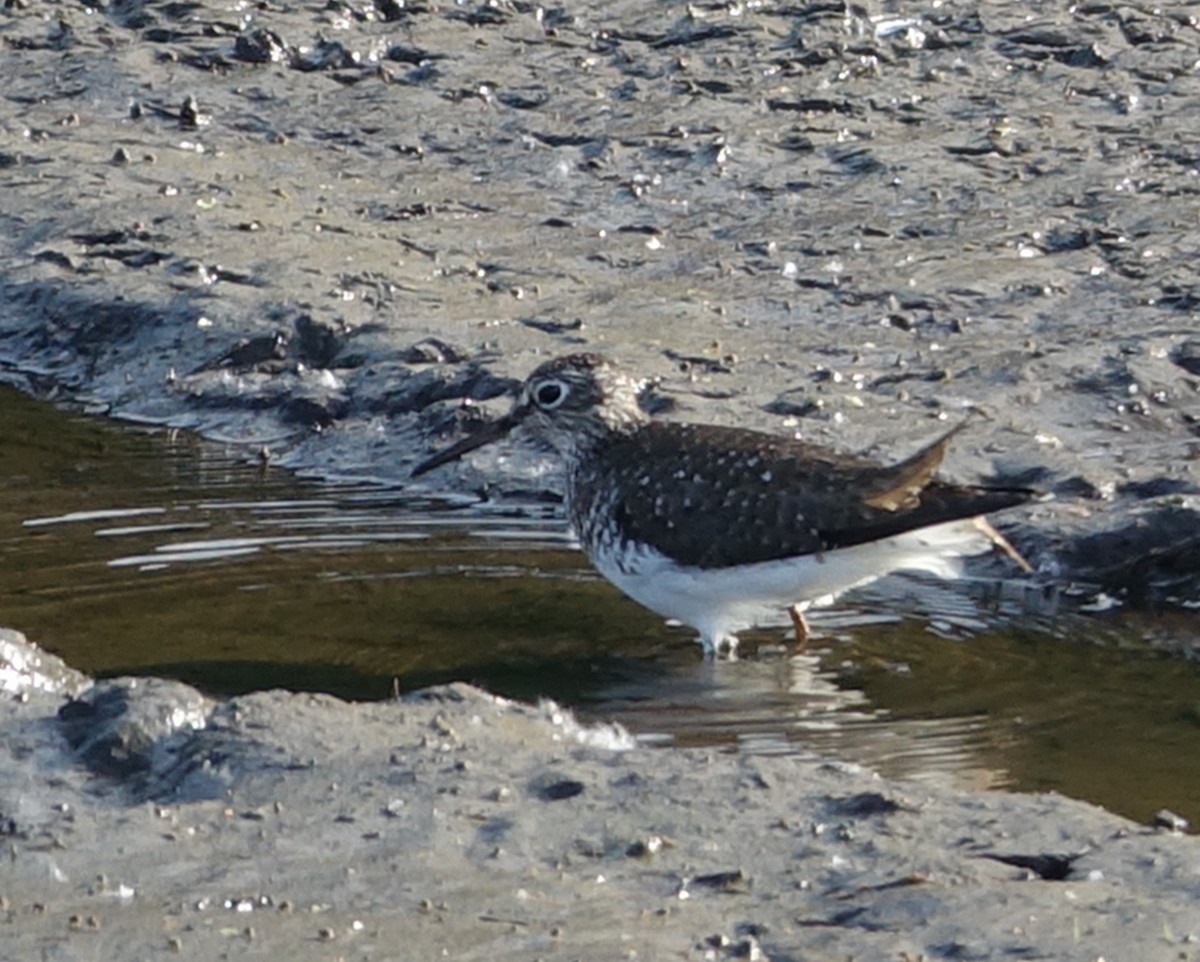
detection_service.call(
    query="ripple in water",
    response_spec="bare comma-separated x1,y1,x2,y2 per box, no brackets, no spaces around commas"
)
2,382,1199,828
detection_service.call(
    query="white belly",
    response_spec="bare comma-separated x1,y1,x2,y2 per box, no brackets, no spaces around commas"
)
588,518,995,653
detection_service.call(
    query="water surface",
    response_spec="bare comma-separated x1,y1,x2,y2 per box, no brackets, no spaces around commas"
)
2,383,1198,828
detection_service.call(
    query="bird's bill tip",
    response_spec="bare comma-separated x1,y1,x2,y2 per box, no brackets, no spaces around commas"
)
410,415,516,478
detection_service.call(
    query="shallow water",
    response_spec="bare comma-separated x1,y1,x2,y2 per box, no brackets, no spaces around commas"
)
3,383,1199,828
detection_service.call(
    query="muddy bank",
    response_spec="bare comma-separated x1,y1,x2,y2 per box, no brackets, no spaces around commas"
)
1,0,1198,602
3,627,1199,961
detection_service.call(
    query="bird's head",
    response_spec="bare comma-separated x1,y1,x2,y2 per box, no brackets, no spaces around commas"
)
411,353,648,477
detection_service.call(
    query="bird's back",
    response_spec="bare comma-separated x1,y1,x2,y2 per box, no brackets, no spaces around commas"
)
568,420,1031,570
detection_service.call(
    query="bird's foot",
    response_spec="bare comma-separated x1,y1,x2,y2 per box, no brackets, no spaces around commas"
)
973,516,1034,572
787,604,811,651
700,634,740,661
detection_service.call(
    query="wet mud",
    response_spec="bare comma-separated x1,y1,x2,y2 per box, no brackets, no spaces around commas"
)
5,628,1200,962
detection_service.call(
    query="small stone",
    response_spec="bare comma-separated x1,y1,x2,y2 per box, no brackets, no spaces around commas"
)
432,713,459,741
734,936,767,960
626,835,664,858
1154,809,1189,833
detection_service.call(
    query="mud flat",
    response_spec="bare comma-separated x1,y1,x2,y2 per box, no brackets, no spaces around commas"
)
3,627,1199,961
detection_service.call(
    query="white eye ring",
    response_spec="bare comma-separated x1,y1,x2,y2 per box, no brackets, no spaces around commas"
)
532,379,568,409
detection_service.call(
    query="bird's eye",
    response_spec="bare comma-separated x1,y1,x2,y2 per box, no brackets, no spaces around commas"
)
533,379,567,409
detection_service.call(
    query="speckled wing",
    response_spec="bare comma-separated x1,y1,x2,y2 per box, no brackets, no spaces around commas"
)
571,421,1031,570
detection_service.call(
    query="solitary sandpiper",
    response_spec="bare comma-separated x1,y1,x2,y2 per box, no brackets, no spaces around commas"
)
412,353,1033,656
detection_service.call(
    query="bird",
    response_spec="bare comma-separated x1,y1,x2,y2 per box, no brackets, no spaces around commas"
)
411,353,1034,657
